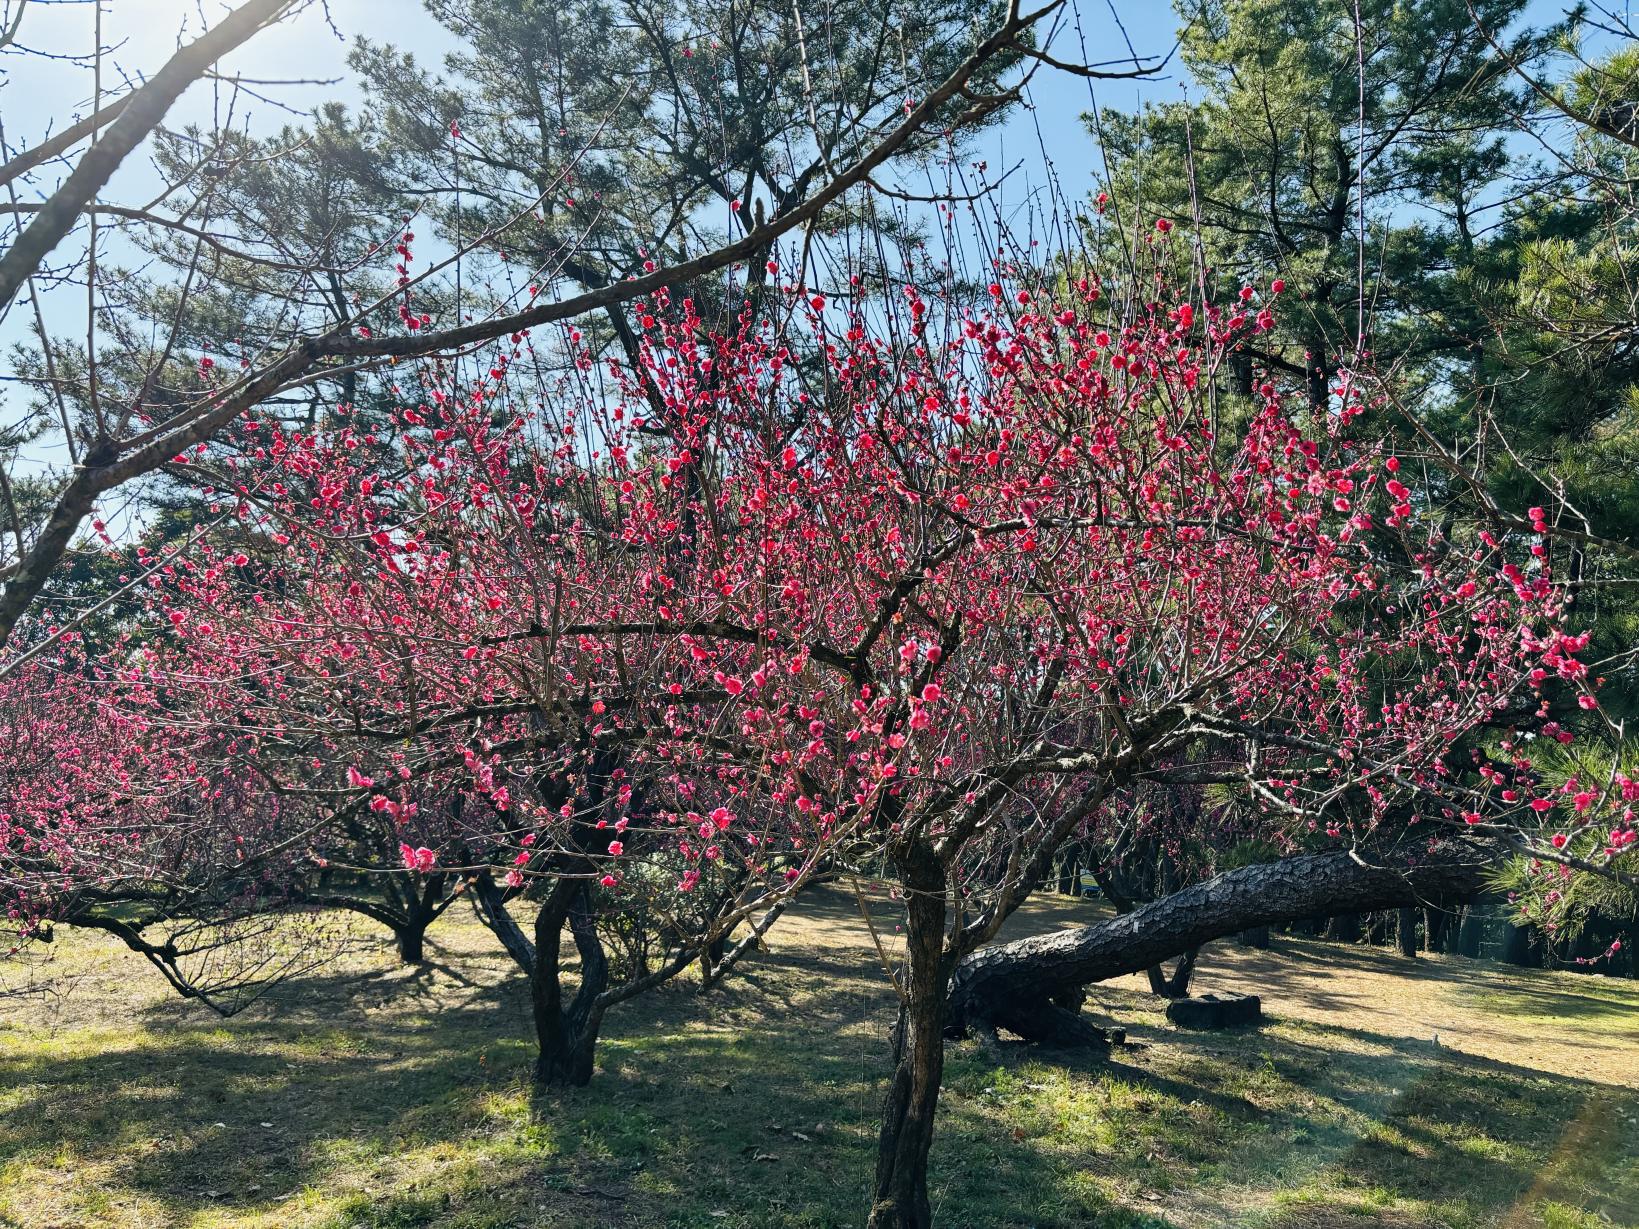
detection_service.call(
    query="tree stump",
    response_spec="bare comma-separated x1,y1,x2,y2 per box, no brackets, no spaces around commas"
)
1165,992,1262,1029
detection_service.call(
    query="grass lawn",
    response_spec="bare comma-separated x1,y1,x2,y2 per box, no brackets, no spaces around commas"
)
1,886,1636,1229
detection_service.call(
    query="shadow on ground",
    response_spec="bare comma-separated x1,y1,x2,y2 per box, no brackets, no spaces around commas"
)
0,887,1634,1228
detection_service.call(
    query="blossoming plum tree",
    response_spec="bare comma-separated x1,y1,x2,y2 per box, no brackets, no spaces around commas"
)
11,220,1632,1223
0,657,346,1011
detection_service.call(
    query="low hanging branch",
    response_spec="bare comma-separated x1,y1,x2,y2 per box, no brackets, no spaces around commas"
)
944,841,1497,1042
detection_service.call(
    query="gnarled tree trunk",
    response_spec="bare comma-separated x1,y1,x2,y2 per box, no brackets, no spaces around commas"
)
471,871,611,1087
532,881,610,1086
868,842,948,1229
387,872,451,964
946,843,1494,1037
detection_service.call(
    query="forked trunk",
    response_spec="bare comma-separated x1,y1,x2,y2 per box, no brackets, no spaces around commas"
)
386,871,448,964
469,870,612,1089
868,845,948,1229
532,880,610,1087
1144,948,1198,998
535,1015,600,1085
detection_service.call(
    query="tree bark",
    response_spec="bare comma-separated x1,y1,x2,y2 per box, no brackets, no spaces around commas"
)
531,882,610,1086
387,872,449,964
946,843,1495,1036
868,843,948,1229
1329,912,1362,943
1396,907,1419,958
395,924,425,964
1144,948,1198,998
469,871,609,1087
1239,926,1271,950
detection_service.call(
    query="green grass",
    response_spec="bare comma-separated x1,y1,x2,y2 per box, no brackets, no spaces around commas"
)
0,889,1636,1228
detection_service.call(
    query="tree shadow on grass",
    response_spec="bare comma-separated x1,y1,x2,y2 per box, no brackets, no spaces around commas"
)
0,992,524,1211
4,907,1636,1229
1194,934,1639,1027
968,1011,1639,1229
0,936,907,1228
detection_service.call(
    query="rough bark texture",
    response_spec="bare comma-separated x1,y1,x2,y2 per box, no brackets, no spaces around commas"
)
1144,949,1198,999
946,843,1494,1037
868,842,948,1229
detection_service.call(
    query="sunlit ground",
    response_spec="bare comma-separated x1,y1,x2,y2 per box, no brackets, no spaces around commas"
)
1,887,1635,1228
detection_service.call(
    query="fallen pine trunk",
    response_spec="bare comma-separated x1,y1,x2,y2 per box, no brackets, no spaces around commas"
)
945,841,1497,1042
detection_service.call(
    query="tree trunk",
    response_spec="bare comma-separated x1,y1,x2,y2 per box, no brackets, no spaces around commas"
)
395,924,426,964
468,871,611,1088
1239,925,1270,950
1502,921,1537,968
535,1013,601,1085
698,932,728,980
1306,331,1330,411
1457,905,1485,957
1144,948,1198,998
868,843,948,1229
1425,906,1449,954
533,882,610,1087
1396,907,1419,958
1329,912,1362,943
946,843,1495,1036
382,871,450,964
1364,911,1387,946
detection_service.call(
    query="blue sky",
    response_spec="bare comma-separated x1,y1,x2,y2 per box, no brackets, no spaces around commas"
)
0,0,1180,423
0,0,1589,477
0,0,1180,224
0,0,1583,224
